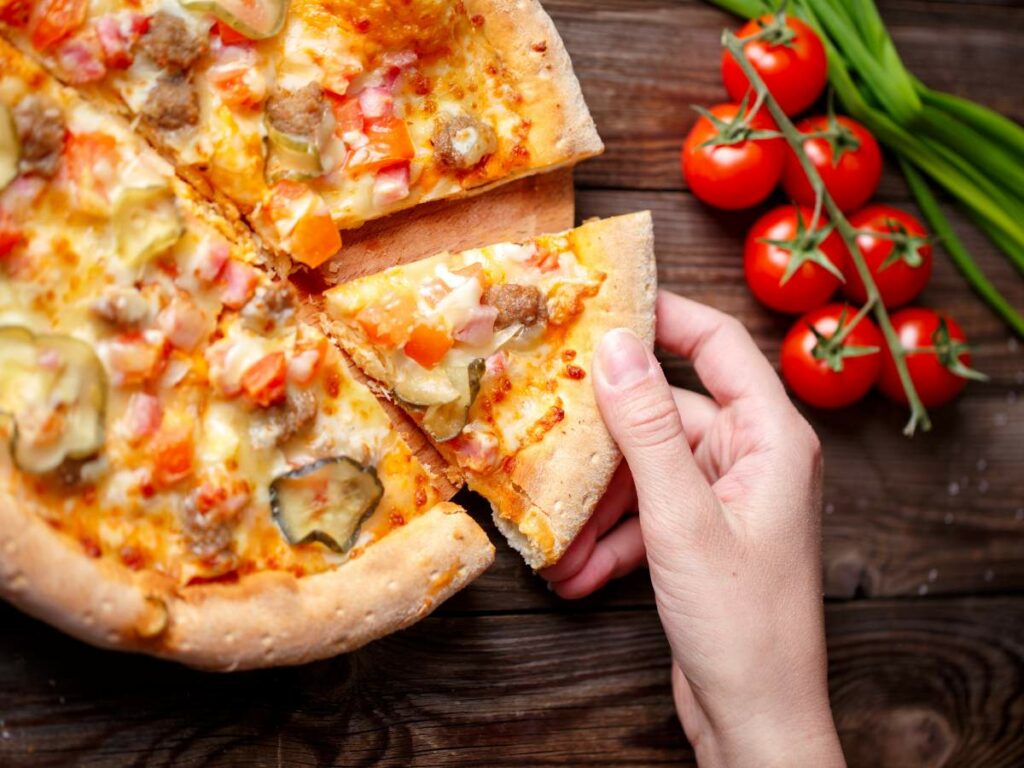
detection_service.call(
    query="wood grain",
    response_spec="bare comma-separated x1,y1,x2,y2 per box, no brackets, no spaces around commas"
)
1,597,1022,767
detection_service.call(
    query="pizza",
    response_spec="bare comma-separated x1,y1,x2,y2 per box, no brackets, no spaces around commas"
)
0,0,602,268
0,39,495,670
323,213,657,567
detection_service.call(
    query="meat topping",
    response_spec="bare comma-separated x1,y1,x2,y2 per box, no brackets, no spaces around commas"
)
432,113,497,170
142,74,200,131
13,96,65,178
265,83,325,138
249,389,317,450
483,283,548,330
138,12,205,73
91,286,151,327
241,282,296,333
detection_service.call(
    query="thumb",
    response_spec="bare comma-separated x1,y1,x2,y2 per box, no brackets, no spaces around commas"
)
592,328,720,546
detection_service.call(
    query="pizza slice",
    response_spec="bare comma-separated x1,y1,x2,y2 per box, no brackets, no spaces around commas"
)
323,213,657,568
1,0,602,268
0,39,492,669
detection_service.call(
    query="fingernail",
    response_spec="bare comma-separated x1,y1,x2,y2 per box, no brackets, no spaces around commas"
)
598,328,650,387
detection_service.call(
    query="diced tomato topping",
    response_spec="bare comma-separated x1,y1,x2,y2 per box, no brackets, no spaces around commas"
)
403,324,453,369
95,13,147,69
214,19,250,45
62,132,120,212
346,116,414,175
290,210,341,269
55,30,106,84
218,259,259,309
329,96,364,135
29,0,87,51
0,210,23,258
356,290,416,348
241,351,288,407
151,428,194,488
207,45,266,108
0,0,31,27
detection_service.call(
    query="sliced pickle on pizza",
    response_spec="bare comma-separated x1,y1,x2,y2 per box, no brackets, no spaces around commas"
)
181,0,289,40
270,456,383,553
112,187,184,267
325,213,658,569
0,327,106,474
0,104,18,191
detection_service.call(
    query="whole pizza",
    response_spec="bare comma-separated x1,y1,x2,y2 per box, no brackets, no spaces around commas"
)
0,0,656,669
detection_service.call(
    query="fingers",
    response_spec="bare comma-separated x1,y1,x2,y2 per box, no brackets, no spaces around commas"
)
593,328,721,548
539,462,636,583
656,291,788,408
549,517,646,600
672,386,718,448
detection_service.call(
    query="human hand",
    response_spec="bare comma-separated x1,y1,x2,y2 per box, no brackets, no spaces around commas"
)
541,291,845,768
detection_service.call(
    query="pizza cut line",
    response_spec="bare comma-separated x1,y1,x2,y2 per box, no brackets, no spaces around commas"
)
0,2,658,669
0,0,602,268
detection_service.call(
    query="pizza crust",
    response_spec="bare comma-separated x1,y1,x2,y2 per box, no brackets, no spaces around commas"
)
465,212,657,568
0,495,493,670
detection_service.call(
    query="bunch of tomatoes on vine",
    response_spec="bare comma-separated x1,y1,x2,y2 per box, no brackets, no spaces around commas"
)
681,11,984,420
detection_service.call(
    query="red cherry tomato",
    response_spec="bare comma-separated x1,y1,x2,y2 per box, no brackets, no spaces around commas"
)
681,102,785,210
782,115,883,213
744,205,846,314
878,308,974,408
721,14,827,117
781,303,884,409
842,205,932,308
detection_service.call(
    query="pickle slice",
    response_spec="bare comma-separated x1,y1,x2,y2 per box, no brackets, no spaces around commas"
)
270,457,383,553
112,186,183,267
0,327,106,474
421,358,485,442
264,123,324,183
0,104,20,191
180,0,288,40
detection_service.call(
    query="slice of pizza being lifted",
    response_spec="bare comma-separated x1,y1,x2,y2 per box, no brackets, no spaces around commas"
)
1,0,602,268
324,213,657,568
0,38,492,669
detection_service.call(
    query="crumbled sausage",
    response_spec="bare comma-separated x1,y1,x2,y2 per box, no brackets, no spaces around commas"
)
484,284,548,329
432,112,498,170
13,96,65,178
265,83,326,137
91,286,151,327
241,282,296,333
142,74,200,131
249,390,317,450
138,11,205,73
182,473,248,565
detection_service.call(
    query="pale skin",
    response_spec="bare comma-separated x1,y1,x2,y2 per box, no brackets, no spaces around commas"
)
541,291,847,768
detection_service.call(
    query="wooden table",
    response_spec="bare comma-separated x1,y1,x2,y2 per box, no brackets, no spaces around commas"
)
2,1,1023,765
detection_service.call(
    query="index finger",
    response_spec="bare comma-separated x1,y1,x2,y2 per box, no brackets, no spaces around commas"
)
655,291,788,407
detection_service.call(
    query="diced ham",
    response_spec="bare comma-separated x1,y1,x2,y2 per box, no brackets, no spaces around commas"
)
486,350,509,377
55,31,106,84
450,427,500,473
196,240,230,282
103,331,167,386
454,305,498,347
95,13,148,69
372,163,410,208
158,296,210,351
119,393,163,445
287,348,321,385
358,86,393,119
382,50,418,70
1,176,46,214
219,260,258,309
207,44,266,108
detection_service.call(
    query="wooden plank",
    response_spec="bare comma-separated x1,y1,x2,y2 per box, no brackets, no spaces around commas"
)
1,597,1022,767
544,0,1024,192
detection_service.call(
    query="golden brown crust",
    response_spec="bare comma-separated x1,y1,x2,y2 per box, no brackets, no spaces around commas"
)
0,495,492,670
466,212,657,567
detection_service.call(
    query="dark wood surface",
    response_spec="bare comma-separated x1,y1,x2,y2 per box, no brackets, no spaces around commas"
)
2,1,1023,766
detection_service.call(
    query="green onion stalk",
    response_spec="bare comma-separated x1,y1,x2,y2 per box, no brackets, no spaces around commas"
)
721,31,932,435
706,0,1024,339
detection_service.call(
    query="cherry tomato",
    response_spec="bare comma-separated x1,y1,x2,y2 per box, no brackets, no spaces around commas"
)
681,102,785,210
744,205,846,314
781,303,884,409
878,308,974,408
721,14,827,117
842,205,932,308
782,115,883,213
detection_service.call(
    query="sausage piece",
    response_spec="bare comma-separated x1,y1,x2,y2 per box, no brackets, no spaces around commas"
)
241,283,297,333
484,284,548,330
265,83,326,138
432,113,497,170
142,74,200,131
249,390,317,450
13,96,65,178
138,12,205,73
